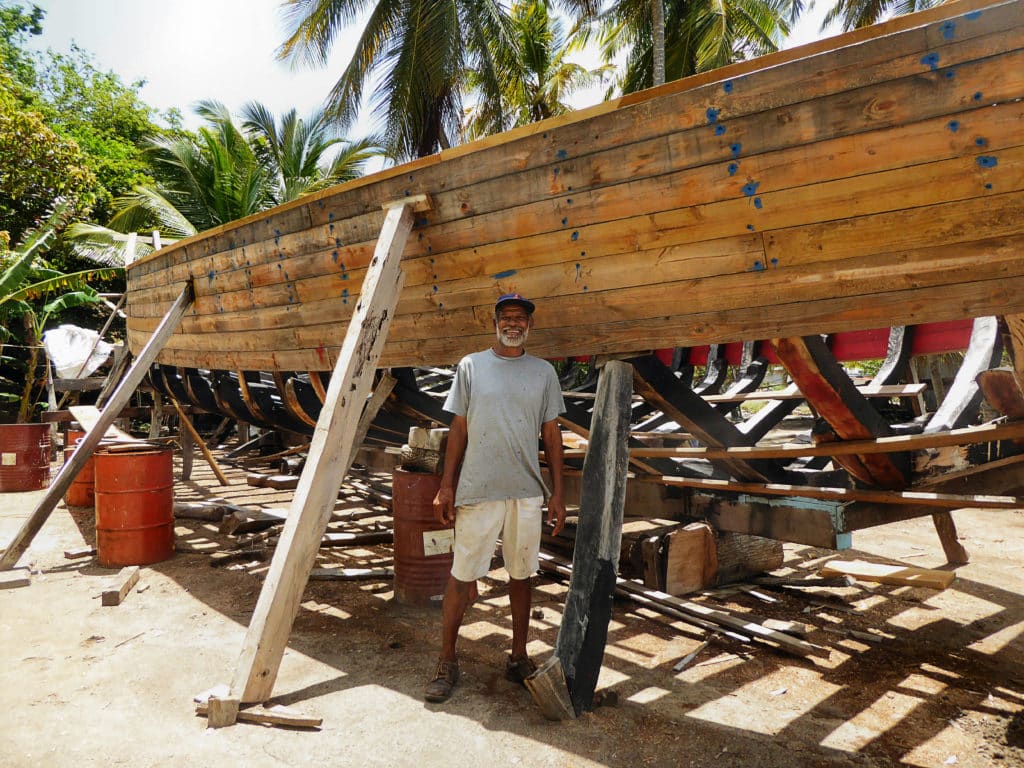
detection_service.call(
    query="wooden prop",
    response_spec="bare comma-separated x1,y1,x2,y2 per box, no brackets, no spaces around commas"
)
771,335,909,488
548,361,632,716
227,197,422,710
819,559,955,590
0,283,195,571
170,397,230,485
922,316,1002,563
977,368,1024,420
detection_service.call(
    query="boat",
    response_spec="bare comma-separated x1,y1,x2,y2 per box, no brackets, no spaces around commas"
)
125,0,1024,374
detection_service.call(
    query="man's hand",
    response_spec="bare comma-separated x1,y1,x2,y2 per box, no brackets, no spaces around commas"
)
433,485,456,525
546,492,566,537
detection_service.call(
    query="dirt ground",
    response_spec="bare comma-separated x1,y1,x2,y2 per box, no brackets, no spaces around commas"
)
3,451,1024,768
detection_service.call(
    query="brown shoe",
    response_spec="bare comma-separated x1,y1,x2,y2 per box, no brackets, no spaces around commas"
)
505,655,537,686
424,658,460,702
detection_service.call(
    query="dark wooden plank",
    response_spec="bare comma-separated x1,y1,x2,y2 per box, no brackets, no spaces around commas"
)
771,335,909,488
554,360,632,716
693,344,728,396
925,316,1003,433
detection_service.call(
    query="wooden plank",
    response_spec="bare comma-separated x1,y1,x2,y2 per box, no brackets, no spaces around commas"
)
623,419,1024,460
771,335,909,488
228,201,415,705
0,283,194,571
664,523,718,596
101,566,140,606
0,568,31,589
195,700,322,729
553,360,632,716
67,406,134,441
652,474,1024,510
819,559,955,589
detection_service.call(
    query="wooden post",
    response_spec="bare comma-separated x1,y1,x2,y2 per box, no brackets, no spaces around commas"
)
0,282,195,570
171,397,230,485
553,360,632,716
228,197,424,708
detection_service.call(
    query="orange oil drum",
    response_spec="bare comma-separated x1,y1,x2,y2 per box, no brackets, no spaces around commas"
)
391,468,453,606
94,447,174,567
0,423,50,492
63,446,96,507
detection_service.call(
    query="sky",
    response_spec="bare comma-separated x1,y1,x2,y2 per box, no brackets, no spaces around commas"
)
27,0,840,137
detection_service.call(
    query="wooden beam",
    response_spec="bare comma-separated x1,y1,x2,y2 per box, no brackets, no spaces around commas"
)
101,566,140,606
649,475,1024,510
228,200,416,705
1005,313,1024,394
819,559,955,590
925,316,1003,432
610,419,1024,460
552,360,632,716
170,397,230,485
771,335,909,488
0,283,194,571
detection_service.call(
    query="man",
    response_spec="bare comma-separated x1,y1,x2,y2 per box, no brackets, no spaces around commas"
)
424,293,566,703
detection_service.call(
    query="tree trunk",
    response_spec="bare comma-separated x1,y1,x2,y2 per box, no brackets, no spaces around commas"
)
652,0,666,86
16,312,40,423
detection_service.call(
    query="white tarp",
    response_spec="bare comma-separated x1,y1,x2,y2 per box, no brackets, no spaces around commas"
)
43,324,113,379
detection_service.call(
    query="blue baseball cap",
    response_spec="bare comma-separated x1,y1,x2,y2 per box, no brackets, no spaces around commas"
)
495,293,535,314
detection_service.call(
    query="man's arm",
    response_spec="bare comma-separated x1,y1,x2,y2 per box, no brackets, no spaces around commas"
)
433,415,468,525
541,418,566,536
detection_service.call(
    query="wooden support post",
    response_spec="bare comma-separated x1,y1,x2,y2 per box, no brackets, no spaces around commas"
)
550,360,632,716
1006,314,1024,394
0,283,195,571
228,198,421,707
170,397,229,485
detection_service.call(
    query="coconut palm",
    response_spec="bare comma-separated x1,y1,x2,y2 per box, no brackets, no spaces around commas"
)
239,101,382,203
463,1,612,140
276,0,521,160
588,0,802,93
822,0,938,31
68,100,380,264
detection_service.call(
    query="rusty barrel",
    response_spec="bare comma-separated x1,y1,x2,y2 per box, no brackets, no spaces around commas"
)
94,446,174,567
0,423,50,492
392,468,453,606
63,430,95,507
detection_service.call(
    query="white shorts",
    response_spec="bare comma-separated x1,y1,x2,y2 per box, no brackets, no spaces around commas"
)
450,497,544,582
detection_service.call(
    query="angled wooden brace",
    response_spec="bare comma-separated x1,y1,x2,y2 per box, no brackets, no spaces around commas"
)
224,195,428,716
1,282,195,570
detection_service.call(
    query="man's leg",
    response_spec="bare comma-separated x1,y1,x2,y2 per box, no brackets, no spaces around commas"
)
508,576,532,661
440,576,477,661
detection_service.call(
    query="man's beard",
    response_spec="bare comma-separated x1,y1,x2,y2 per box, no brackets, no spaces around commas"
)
497,326,529,347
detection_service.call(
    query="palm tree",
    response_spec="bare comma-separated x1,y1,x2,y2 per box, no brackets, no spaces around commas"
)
822,0,938,31
463,1,612,141
239,101,381,203
276,0,521,160
68,100,381,264
590,0,802,93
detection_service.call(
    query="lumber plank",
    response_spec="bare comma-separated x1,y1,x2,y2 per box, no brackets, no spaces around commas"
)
818,559,955,589
195,700,322,729
652,474,1024,510
101,566,141,606
0,568,31,589
229,201,415,705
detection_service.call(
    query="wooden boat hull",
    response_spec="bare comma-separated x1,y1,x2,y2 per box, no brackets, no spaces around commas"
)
126,0,1024,371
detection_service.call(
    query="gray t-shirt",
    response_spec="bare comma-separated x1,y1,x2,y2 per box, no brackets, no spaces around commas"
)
443,349,566,506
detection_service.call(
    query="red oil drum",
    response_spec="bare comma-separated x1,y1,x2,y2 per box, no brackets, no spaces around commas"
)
392,468,453,606
0,423,51,492
63,446,96,507
94,447,175,567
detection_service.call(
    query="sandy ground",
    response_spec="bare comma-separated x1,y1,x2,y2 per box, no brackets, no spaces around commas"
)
2,453,1024,768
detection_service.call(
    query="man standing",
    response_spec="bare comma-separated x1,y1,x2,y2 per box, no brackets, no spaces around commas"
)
424,293,566,703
